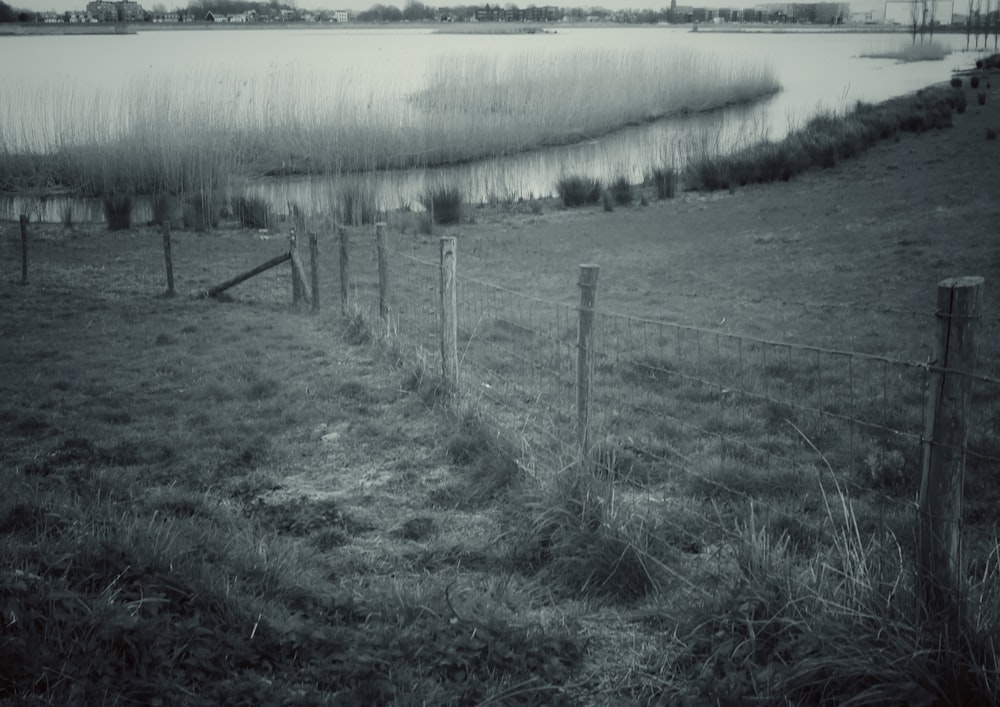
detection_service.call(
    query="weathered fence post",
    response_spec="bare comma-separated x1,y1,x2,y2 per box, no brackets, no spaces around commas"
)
338,225,349,315
309,232,320,312
576,264,600,460
289,230,302,305
288,229,313,306
440,237,458,394
917,275,983,632
161,221,175,297
19,214,28,285
375,222,389,323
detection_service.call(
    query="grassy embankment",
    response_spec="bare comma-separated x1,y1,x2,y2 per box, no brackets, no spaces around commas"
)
0,47,779,203
3,70,1000,704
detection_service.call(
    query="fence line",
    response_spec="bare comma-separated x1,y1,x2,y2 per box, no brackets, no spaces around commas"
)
320,222,996,618
10,214,997,617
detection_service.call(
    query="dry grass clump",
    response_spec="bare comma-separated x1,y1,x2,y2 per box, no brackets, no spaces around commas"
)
670,502,1000,705
556,175,603,207
338,180,380,226
102,192,132,231
647,166,678,199
232,193,273,230
421,183,464,225
509,465,689,603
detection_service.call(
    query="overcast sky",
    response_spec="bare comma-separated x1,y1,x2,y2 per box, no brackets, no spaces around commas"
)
19,0,889,18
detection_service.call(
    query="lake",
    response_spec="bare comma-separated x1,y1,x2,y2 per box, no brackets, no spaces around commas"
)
0,26,985,223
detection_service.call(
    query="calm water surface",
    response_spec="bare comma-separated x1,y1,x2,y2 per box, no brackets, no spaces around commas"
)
0,27,984,222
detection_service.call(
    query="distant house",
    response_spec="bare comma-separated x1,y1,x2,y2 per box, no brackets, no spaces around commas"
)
40,11,63,22
474,4,561,22
333,10,349,22
68,10,96,22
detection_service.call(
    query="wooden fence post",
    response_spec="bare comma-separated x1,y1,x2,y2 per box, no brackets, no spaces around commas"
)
576,264,600,460
161,221,175,297
338,225,349,315
19,214,28,285
289,230,313,306
309,232,320,312
440,237,458,394
917,275,983,631
375,222,389,323
289,230,302,305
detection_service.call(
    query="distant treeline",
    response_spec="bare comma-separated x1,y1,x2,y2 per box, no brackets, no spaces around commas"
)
0,1,33,21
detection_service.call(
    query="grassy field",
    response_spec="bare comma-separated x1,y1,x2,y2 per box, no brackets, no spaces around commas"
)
3,74,1000,704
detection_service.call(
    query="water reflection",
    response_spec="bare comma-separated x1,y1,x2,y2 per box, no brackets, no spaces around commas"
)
0,101,770,225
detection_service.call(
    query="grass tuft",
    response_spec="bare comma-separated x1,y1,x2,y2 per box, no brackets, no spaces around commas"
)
150,192,174,226
648,166,678,199
182,192,219,232
421,184,464,225
511,466,673,602
609,175,634,206
556,175,603,207
102,193,132,231
232,194,273,230
339,181,379,226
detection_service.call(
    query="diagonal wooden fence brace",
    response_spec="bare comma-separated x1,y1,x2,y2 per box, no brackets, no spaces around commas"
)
203,252,291,299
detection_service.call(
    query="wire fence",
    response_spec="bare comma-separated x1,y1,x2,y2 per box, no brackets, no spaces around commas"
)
12,214,994,583
333,222,1000,569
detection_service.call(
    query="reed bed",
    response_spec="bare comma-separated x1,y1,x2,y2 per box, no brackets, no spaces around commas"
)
0,48,780,197
860,40,952,63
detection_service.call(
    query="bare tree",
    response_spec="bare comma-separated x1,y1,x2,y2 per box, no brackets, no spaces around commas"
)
988,0,993,49
928,0,938,39
911,0,922,43
967,0,976,48
994,2,1000,48
974,0,983,48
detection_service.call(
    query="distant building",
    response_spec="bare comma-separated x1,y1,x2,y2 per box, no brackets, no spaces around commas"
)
474,4,561,22
86,1,144,22
754,3,848,23
333,10,349,22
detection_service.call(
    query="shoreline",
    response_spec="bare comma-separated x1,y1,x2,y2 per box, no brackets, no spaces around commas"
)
0,23,135,35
